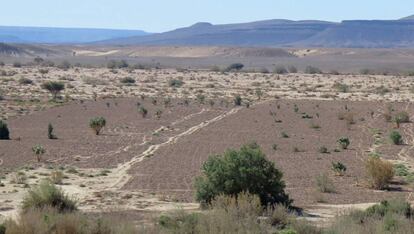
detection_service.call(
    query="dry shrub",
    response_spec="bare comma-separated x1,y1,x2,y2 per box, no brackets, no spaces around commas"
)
316,173,336,193
4,208,138,234
50,170,64,184
365,157,394,190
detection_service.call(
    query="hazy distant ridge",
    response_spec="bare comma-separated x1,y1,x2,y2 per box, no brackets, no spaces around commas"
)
101,16,414,48
0,26,149,44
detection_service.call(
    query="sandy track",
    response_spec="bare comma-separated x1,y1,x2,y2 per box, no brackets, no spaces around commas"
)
0,106,242,220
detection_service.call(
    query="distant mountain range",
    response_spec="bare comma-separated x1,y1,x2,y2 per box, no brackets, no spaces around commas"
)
2,15,414,48
100,16,414,48
0,26,149,44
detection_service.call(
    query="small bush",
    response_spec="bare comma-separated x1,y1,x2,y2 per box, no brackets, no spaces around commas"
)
48,123,57,139
365,156,394,190
274,65,288,74
395,111,410,128
288,65,298,73
32,144,45,162
234,95,242,106
139,107,148,118
41,81,65,99
12,61,22,68
333,82,349,93
316,173,335,193
0,120,10,140
337,137,350,149
18,77,33,85
332,162,347,176
390,131,403,145
57,61,71,70
226,63,244,71
22,180,77,213
50,171,64,184
305,66,322,74
318,146,329,154
119,77,136,84
4,207,136,233
168,79,184,87
89,117,106,135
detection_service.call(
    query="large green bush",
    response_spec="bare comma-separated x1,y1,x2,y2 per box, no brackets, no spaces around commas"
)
194,143,291,206
0,120,10,140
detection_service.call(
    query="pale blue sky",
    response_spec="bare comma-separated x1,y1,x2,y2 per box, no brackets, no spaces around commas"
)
1,0,413,32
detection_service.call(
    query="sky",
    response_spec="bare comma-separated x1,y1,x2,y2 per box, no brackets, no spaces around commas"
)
1,0,413,32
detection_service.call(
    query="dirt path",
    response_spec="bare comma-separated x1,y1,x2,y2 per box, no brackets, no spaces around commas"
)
0,106,243,221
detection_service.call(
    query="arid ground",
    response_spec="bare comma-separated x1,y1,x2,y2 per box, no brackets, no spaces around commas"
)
1,55,414,225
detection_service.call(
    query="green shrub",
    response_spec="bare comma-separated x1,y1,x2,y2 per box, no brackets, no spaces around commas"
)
47,123,57,139
234,95,242,106
32,145,45,162
395,111,410,128
0,120,10,140
107,60,129,69
318,146,329,154
89,117,106,135
390,131,403,145
194,143,291,206
332,162,347,176
57,61,71,70
18,77,33,85
288,65,298,73
168,79,184,87
274,65,288,74
22,180,77,213
366,199,412,218
305,66,322,74
333,82,350,93
139,107,148,118
226,63,244,71
0,224,4,234
337,137,350,149
119,77,136,84
41,81,65,99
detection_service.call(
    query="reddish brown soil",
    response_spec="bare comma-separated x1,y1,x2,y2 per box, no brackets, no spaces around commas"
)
123,99,414,207
2,98,413,208
0,97,229,168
